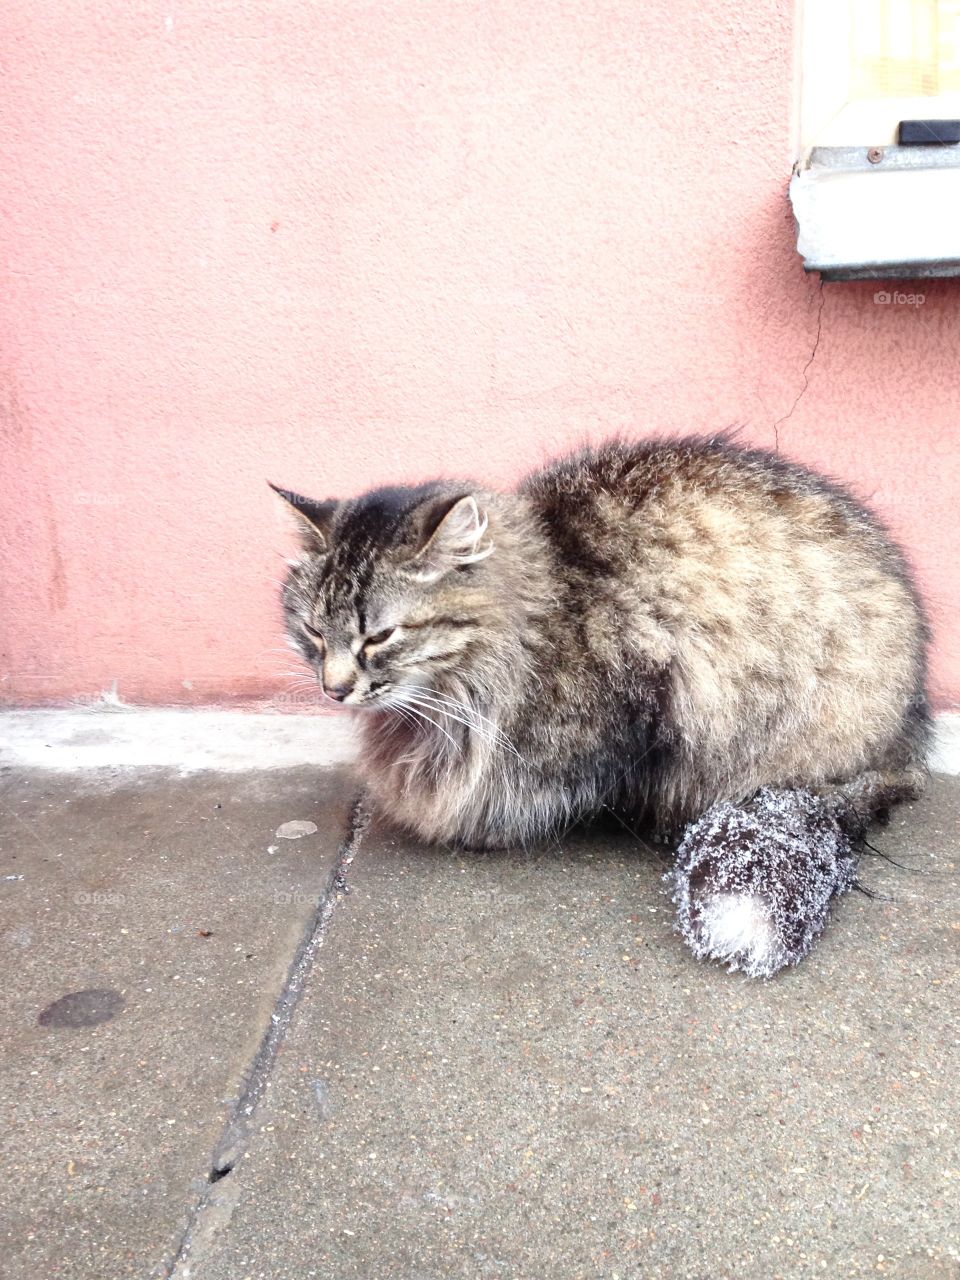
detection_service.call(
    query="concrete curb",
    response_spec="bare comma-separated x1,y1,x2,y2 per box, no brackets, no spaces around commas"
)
0,707,357,772
0,707,957,775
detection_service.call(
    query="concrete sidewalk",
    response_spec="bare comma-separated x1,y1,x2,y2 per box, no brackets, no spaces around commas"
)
1,758,957,1279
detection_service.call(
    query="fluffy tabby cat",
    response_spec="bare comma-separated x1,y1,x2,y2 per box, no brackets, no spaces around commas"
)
272,436,929,975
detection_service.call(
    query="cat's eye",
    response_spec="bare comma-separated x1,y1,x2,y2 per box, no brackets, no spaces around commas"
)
364,627,396,649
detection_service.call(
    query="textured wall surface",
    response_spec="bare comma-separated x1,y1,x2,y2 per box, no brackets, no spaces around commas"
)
1,0,958,707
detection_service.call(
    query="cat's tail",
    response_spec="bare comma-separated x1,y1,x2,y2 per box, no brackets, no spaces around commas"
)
666,765,927,979
811,764,927,841
666,787,861,978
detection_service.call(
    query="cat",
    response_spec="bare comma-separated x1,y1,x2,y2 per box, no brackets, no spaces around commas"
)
272,435,930,974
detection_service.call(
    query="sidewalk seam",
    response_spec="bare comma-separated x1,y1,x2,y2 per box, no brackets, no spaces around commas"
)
162,791,370,1278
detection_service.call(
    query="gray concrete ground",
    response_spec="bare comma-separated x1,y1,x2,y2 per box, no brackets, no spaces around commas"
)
1,765,957,1279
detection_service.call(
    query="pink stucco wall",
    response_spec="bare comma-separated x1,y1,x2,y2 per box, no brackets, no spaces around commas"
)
2,1,958,709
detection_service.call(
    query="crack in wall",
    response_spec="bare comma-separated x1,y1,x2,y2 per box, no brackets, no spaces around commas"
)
773,278,826,450
162,792,371,1278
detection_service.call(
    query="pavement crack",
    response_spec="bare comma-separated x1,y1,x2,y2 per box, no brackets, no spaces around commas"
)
773,277,825,449
163,792,371,1278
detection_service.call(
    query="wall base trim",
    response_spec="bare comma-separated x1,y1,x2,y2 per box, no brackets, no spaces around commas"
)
0,707,957,777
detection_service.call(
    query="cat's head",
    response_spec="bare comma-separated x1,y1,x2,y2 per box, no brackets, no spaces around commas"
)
272,481,500,709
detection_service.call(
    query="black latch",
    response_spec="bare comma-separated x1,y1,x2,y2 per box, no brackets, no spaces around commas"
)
898,119,960,145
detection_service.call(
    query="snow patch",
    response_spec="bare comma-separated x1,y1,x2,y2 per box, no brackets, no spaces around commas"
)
0,709,357,775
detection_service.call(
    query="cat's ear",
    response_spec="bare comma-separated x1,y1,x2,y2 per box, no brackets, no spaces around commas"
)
269,483,337,554
407,494,494,582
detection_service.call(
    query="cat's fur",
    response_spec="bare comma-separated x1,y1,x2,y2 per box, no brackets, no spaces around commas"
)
274,436,930,857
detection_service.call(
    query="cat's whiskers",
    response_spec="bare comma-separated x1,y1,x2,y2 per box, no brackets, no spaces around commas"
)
412,688,522,751
274,668,319,686
380,699,416,737
396,686,527,764
390,691,463,753
397,688,512,760
372,692,452,765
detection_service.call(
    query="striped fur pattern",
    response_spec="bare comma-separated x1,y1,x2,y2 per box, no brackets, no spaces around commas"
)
274,436,930,855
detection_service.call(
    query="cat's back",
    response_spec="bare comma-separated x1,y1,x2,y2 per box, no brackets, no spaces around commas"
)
523,434,860,530
520,434,913,596
519,435,927,802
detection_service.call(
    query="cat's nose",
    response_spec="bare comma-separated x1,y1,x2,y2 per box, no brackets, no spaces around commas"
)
324,682,354,703
322,653,356,702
